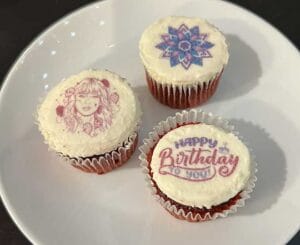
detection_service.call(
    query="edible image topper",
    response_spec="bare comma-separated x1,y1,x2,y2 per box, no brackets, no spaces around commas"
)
55,78,119,137
158,137,239,181
156,24,214,70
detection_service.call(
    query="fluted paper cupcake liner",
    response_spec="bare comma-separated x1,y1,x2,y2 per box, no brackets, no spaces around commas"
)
145,69,223,109
139,109,257,222
59,132,138,174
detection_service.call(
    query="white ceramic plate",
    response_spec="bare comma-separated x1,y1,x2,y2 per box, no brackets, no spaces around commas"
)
0,0,299,244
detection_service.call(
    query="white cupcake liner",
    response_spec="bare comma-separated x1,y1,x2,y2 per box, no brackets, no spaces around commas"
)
145,68,223,109
139,109,257,222
59,131,138,174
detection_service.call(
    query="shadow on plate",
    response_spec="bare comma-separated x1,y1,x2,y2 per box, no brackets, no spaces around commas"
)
231,119,287,215
212,34,262,102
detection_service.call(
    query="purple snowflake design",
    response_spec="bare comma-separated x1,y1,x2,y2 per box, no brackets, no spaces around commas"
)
156,24,214,70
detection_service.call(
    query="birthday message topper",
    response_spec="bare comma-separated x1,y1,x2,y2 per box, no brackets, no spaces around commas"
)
158,136,239,181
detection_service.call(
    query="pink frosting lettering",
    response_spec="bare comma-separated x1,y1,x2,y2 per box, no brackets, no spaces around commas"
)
158,140,239,182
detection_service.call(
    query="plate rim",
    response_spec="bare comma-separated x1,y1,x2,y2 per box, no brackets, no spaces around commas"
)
0,0,299,244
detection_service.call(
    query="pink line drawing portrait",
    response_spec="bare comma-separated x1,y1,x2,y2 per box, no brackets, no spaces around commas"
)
55,77,119,137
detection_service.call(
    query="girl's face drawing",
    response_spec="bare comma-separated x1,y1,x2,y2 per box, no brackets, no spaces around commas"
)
75,92,101,116
56,77,119,136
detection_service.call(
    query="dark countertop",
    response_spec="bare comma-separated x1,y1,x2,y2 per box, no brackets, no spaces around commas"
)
0,0,299,244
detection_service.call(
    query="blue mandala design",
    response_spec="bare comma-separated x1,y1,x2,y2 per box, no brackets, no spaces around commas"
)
155,24,214,70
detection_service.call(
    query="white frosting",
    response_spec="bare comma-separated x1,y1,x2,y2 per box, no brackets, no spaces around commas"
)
151,124,250,208
139,16,229,85
37,70,141,157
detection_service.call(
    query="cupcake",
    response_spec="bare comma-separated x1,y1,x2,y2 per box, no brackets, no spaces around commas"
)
139,16,229,109
139,110,256,221
37,70,141,174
